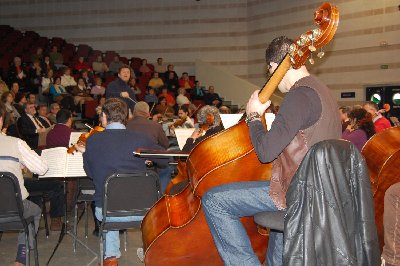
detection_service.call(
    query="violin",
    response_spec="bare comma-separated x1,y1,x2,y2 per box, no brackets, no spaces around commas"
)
67,125,105,154
168,118,186,129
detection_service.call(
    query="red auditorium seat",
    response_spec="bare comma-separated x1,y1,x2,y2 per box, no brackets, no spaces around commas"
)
120,57,129,65
51,37,65,49
84,100,98,119
77,44,92,57
130,57,142,71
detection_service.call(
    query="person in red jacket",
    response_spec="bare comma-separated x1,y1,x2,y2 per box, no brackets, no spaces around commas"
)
363,102,391,133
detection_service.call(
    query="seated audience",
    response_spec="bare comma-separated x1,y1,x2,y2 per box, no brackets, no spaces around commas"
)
363,101,391,133
26,93,37,107
144,87,158,108
41,69,54,95
182,105,223,152
31,47,44,63
129,78,141,99
48,103,61,124
10,82,20,98
36,104,52,128
72,77,94,108
339,106,352,132
0,102,48,266
148,72,164,92
8,57,28,91
176,87,190,107
73,56,91,73
2,92,21,121
165,71,180,96
81,69,95,88
204,85,222,107
50,77,75,112
92,55,109,77
41,55,55,74
60,67,77,91
164,64,178,80
0,79,9,97
342,108,375,151
154,57,166,74
191,80,206,100
178,72,194,91
18,103,46,149
13,92,28,116
91,77,106,98
139,58,152,79
158,87,175,107
28,60,43,94
49,46,65,69
109,56,123,74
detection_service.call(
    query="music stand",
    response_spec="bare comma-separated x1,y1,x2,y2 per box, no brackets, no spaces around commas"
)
46,176,98,265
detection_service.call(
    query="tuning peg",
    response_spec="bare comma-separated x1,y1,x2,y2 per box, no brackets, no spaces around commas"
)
308,45,316,52
317,51,325,58
309,57,315,65
297,50,304,57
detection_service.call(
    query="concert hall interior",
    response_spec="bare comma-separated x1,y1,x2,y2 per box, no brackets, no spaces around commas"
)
0,0,399,265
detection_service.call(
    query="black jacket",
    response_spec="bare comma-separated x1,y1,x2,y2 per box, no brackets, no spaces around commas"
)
284,139,380,266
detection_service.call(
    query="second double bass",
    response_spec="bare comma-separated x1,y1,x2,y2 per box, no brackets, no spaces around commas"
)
142,3,340,265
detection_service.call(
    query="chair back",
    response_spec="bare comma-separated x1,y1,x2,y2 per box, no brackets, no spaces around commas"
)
103,171,161,218
0,172,25,224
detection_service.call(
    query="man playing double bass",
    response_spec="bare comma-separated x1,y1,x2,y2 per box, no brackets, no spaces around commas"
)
202,36,341,265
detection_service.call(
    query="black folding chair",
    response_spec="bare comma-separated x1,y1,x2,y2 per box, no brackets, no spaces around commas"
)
0,172,39,266
99,171,161,266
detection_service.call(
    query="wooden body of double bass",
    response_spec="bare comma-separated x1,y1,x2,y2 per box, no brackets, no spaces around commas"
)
361,126,400,250
141,120,271,265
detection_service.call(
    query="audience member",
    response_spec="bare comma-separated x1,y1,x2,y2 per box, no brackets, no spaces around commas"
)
48,103,61,124
49,46,65,69
26,93,37,107
178,72,194,91
129,78,141,99
8,57,28,91
1,91,20,122
13,92,27,116
165,71,180,96
36,104,52,128
0,102,48,266
41,69,54,95
0,79,9,97
154,96,175,118
91,77,106,98
164,64,178,80
342,108,375,151
17,103,46,149
92,55,109,77
363,101,391,133
219,105,231,114
139,58,152,78
176,87,190,107
81,69,95,88
144,87,158,108
73,56,91,73
31,47,44,63
109,56,123,74
158,87,175,107
28,60,43,94
41,55,55,74
148,72,164,92
71,77,94,108
10,82,20,98
204,85,222,107
191,80,206,100
50,77,75,112
339,106,352,132
154,57,167,74
60,67,77,90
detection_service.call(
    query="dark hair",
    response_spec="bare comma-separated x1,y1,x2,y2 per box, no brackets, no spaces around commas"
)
118,64,131,74
1,91,12,103
182,72,188,76
349,108,375,139
179,105,189,113
0,101,6,120
14,92,26,103
56,109,72,124
265,36,294,64
102,98,128,125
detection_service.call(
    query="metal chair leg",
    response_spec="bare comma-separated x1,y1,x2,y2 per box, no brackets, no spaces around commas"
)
85,201,88,238
42,197,49,238
100,231,104,266
73,202,78,252
25,231,30,266
33,230,39,266
124,230,127,252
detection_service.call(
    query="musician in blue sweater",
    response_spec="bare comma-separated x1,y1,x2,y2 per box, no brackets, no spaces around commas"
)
76,98,167,266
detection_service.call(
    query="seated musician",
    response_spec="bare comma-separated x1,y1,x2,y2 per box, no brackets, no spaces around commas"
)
201,36,341,265
169,105,194,130
182,105,223,153
154,96,175,119
0,102,48,266
75,98,168,266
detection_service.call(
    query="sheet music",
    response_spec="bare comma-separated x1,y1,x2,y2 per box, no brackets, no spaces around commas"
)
39,147,68,178
220,114,243,129
174,128,196,150
66,152,87,177
69,132,82,146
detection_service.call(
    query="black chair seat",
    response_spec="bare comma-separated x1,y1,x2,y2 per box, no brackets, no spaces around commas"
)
254,211,285,232
103,220,141,231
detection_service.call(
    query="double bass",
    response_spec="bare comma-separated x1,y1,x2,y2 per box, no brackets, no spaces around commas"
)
141,3,339,265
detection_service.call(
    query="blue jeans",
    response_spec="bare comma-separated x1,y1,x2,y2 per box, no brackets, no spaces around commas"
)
95,207,143,258
202,181,283,266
